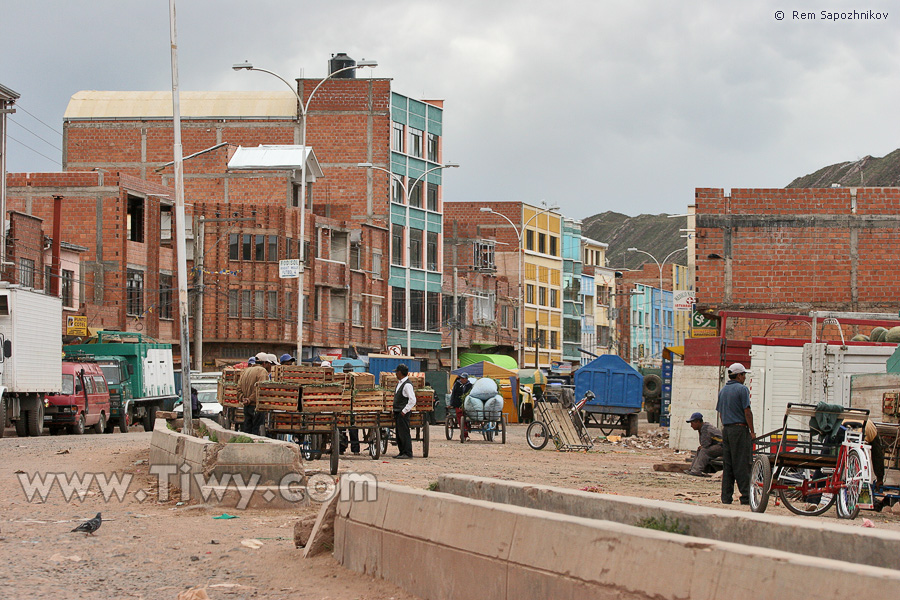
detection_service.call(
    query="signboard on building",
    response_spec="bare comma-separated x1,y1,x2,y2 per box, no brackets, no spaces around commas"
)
66,315,88,336
279,259,300,279
387,345,403,356
673,290,695,312
690,310,719,338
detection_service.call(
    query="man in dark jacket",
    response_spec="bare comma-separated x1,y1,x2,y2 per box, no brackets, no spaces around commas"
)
392,364,416,459
685,412,723,477
450,373,473,437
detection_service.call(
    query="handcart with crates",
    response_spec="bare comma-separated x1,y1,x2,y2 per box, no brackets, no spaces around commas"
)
218,365,431,475
749,403,874,519
525,388,593,451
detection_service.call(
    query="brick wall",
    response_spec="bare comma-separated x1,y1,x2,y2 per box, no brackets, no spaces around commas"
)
695,187,900,340
5,211,45,288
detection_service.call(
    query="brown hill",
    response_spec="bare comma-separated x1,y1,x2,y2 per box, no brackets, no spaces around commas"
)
787,148,900,188
582,211,689,271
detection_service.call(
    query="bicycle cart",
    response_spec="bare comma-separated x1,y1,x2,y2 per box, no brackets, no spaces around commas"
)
526,390,593,451
749,403,873,519
459,409,507,444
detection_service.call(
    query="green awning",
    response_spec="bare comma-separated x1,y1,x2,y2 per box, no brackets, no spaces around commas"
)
458,353,518,370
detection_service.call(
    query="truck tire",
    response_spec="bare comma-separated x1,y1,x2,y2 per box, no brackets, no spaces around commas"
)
70,413,86,435
26,401,44,437
143,406,157,432
118,411,130,433
643,374,662,399
15,416,28,437
104,418,116,433
93,412,106,434
626,413,639,437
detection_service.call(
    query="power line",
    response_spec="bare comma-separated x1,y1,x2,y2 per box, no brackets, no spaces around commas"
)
9,116,63,152
15,104,64,136
6,133,61,167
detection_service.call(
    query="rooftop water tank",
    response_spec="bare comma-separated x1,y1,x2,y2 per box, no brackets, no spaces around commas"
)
328,53,356,78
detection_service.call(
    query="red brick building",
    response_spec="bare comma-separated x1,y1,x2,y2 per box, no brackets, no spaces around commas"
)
694,187,900,340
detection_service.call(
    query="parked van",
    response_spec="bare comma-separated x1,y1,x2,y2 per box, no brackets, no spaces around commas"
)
44,359,111,435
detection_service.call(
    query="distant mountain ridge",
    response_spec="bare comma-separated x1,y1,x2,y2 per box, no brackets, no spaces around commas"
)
582,211,688,271
787,148,900,188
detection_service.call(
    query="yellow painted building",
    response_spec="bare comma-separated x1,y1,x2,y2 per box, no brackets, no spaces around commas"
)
671,263,691,347
522,205,563,369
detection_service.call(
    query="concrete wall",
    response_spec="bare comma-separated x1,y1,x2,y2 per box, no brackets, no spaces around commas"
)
851,372,900,423
149,418,305,509
334,480,900,600
437,474,900,571
669,364,720,450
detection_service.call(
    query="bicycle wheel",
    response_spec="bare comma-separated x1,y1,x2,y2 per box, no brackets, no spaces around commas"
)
777,468,836,516
837,448,864,520
445,415,455,440
526,421,549,450
749,455,772,513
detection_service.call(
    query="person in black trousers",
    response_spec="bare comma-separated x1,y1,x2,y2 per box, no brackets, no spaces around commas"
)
392,364,416,459
716,363,756,505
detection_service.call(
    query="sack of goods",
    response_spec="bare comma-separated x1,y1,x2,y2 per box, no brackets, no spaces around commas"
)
463,395,485,418
482,395,503,421
469,377,499,401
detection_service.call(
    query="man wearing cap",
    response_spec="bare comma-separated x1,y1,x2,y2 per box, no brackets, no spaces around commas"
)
392,364,416,459
238,352,273,436
280,354,296,366
450,372,474,438
685,412,723,477
716,363,756,505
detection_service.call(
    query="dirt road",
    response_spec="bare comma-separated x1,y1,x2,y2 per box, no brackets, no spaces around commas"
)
1,421,896,599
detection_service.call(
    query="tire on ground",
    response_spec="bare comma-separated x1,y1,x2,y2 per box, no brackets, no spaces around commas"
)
642,374,662,398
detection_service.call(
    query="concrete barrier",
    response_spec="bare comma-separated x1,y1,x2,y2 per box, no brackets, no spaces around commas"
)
334,481,900,600
148,418,305,509
437,474,900,571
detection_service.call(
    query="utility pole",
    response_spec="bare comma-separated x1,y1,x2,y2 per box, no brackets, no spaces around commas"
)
451,266,459,370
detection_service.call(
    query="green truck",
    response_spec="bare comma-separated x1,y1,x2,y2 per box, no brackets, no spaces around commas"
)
64,331,178,432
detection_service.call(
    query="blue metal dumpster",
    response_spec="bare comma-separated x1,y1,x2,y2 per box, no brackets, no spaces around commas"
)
573,354,643,436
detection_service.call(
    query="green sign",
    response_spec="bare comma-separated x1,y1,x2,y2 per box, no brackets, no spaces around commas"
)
691,311,718,329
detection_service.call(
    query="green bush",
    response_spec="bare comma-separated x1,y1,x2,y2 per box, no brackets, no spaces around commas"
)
635,515,689,536
227,435,255,443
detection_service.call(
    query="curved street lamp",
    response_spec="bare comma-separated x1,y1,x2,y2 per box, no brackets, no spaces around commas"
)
358,162,459,355
481,204,559,368
626,246,687,360
233,59,377,361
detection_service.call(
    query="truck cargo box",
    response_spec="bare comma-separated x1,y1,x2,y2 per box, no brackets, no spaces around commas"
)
0,286,62,394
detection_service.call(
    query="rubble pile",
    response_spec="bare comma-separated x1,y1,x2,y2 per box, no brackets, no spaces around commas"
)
597,426,670,449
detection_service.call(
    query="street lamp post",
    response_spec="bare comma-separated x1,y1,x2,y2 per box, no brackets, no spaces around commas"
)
358,162,459,356
234,58,377,362
480,204,559,368
627,246,687,361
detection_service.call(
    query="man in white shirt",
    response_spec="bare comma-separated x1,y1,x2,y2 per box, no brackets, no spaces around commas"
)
391,364,416,459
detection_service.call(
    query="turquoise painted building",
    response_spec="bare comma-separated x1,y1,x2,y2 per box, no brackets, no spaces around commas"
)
388,93,446,351
561,218,583,365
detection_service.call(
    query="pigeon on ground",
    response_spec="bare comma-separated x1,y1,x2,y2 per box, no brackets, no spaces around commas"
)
71,513,102,535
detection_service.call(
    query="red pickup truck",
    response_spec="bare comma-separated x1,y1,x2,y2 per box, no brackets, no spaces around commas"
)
44,359,111,435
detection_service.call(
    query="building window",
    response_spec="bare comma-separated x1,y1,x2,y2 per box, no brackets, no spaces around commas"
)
525,230,534,251
409,127,423,158
550,288,558,308
392,225,403,265
268,235,278,262
500,305,508,328
372,252,383,278
538,233,547,254
526,284,535,304
353,300,363,326
474,241,495,271
427,183,438,211
392,287,406,328
409,180,423,208
350,243,362,270
410,290,425,330
427,133,439,162
330,290,346,323
409,229,423,269
159,274,173,319
254,290,265,319
228,289,239,318
242,234,252,261
392,179,404,204
392,122,404,152
292,182,312,209
539,286,547,306
60,269,74,308
229,234,239,260
304,293,311,322
331,231,349,263
18,258,35,288
268,291,278,319
427,291,440,331
551,330,559,350
126,269,144,316
254,235,265,261
549,236,558,256
473,293,495,325
372,303,382,328
127,195,144,242
240,290,251,318
427,232,438,271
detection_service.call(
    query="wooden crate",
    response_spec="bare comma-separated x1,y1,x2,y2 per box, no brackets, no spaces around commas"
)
273,365,332,384
271,412,347,433
221,368,242,384
352,388,387,411
219,381,240,408
256,382,301,412
350,372,376,390
379,372,426,390
414,388,435,412
301,384,351,413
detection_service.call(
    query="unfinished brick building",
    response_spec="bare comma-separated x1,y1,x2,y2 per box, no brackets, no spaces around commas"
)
694,187,900,340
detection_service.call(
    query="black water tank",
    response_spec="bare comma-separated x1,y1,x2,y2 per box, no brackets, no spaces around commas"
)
328,53,356,78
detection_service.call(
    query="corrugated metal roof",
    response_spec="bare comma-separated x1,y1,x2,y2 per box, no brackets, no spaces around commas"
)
64,91,297,120
228,146,324,178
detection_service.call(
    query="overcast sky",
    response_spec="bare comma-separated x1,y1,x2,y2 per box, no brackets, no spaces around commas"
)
2,1,899,219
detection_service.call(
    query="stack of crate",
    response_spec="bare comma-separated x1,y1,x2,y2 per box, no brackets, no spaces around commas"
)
379,372,426,390
301,383,351,413
349,372,376,390
218,368,241,408
256,382,301,412
273,365,332,385
352,387,387,412
414,388,436,412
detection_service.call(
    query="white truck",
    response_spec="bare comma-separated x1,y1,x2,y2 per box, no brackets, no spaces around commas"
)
0,284,63,437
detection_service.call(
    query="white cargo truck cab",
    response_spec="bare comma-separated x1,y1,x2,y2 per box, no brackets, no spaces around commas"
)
0,284,63,437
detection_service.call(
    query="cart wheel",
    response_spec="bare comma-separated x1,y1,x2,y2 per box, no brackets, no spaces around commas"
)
526,421,549,450
837,448,865,520
777,468,836,516
445,415,455,440
500,415,507,445
422,420,430,458
330,427,340,475
749,455,772,513
370,427,381,460
484,421,495,442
